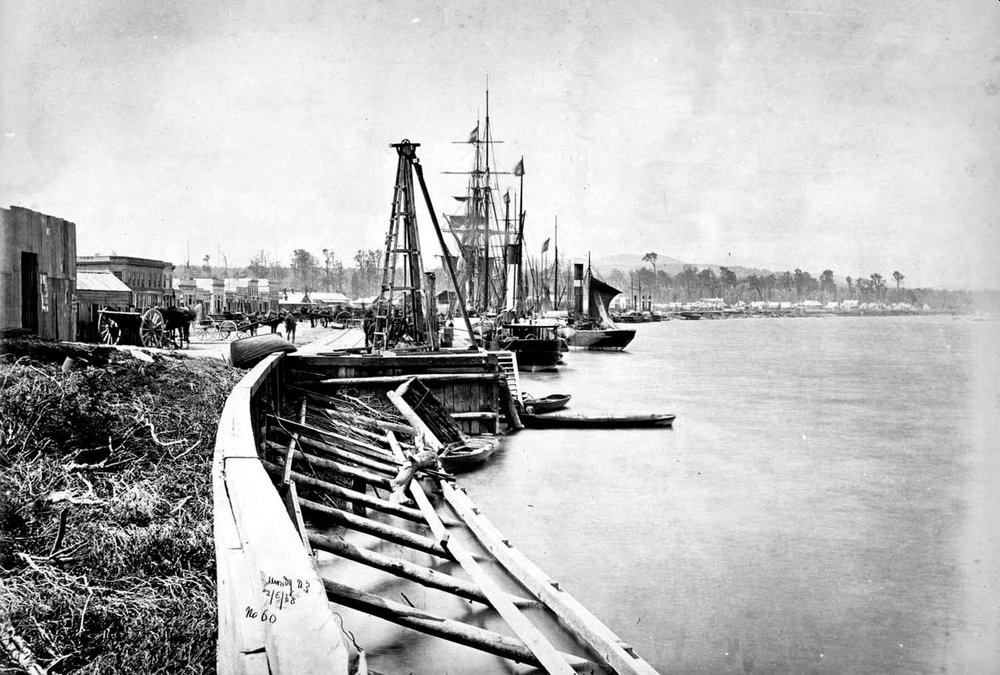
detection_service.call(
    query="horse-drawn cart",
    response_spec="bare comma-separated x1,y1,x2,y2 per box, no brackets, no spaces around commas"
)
98,306,194,349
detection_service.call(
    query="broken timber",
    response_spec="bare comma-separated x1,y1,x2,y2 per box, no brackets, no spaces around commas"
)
214,351,659,674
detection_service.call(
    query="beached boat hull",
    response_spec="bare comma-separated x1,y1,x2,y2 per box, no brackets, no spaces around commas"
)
521,412,675,429
565,328,636,351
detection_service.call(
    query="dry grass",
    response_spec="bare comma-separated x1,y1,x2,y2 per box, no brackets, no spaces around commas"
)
0,342,242,673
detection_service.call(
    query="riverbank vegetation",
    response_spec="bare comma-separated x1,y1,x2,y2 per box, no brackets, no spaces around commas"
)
0,341,241,673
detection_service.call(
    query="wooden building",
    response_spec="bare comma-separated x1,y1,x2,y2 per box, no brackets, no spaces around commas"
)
1,206,77,340
76,255,176,308
75,270,132,342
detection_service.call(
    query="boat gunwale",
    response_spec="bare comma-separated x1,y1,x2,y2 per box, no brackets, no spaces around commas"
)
213,352,349,674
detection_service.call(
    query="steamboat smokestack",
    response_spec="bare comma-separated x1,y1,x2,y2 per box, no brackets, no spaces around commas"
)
573,263,584,319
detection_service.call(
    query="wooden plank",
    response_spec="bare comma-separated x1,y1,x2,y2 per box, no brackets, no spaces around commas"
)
223,457,349,673
309,533,534,608
213,446,270,675
262,442,392,488
320,579,599,673
443,484,659,675
385,390,443,453
450,412,499,421
281,481,313,556
281,399,309,486
297,497,452,560
286,435,399,476
313,373,502,386
267,414,395,460
261,460,425,523
386,431,576,675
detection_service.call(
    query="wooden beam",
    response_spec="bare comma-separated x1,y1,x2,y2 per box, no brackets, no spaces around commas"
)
449,412,499,421
281,434,400,476
312,373,502,387
309,533,533,608
266,414,395,461
281,398,309,486
442,484,660,675
281,480,313,556
263,442,392,488
297,498,452,560
385,431,576,675
320,578,599,673
260,460,424,523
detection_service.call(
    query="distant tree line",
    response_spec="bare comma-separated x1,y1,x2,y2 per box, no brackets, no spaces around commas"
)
180,247,978,310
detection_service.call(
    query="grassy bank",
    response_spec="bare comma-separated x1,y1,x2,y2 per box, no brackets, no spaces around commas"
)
0,341,242,673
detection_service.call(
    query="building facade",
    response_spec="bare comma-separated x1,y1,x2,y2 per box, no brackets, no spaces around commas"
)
76,255,176,308
1,206,76,340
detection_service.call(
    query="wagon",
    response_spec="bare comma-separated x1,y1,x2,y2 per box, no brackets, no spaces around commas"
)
98,307,179,349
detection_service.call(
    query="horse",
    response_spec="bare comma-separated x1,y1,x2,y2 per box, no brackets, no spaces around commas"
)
161,302,200,348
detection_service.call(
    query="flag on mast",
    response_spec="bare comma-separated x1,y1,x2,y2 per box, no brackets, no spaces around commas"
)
468,124,479,143
513,158,524,176
541,238,550,253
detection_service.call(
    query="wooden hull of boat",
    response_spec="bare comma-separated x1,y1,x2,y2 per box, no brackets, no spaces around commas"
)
566,328,636,351
440,439,498,473
521,394,571,414
522,412,675,429
499,338,562,371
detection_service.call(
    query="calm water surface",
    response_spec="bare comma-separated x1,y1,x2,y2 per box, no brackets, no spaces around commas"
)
458,315,1000,674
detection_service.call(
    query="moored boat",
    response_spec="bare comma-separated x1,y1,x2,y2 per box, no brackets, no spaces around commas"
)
495,322,563,371
521,392,571,414
521,411,676,429
565,264,637,351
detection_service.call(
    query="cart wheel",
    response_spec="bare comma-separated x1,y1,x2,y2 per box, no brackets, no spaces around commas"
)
98,314,121,345
140,308,166,348
218,320,236,340
194,322,212,342
335,310,352,323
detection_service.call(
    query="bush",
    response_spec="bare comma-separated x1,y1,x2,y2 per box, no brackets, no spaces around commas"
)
0,346,242,673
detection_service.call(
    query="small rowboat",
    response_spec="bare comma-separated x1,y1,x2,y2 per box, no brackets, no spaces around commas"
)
521,393,571,414
440,437,499,473
521,412,676,429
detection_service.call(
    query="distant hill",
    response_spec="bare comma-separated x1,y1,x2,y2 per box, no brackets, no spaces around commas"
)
591,253,774,279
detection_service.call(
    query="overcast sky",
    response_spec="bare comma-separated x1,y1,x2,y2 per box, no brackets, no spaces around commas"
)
2,0,997,289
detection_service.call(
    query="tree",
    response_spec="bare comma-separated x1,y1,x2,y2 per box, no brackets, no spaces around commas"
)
719,267,738,301
846,276,853,298
322,248,343,292
820,270,836,298
893,270,904,290
870,272,886,302
202,255,211,275
248,250,271,279
291,249,321,292
642,252,659,299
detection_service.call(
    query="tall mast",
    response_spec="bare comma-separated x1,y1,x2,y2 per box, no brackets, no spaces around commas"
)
554,216,559,311
482,85,490,312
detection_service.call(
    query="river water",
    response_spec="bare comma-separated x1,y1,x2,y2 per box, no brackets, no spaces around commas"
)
458,315,1000,674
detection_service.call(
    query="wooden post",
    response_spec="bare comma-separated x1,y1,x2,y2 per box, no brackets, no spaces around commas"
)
424,271,440,351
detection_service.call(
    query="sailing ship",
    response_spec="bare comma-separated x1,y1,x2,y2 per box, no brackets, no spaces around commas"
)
442,90,562,371
562,262,637,351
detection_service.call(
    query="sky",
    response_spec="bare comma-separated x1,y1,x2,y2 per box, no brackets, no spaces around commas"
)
2,0,998,289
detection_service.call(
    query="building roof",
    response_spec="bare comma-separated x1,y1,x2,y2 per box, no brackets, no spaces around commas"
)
310,292,349,304
76,270,132,293
278,291,312,305
78,255,174,269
